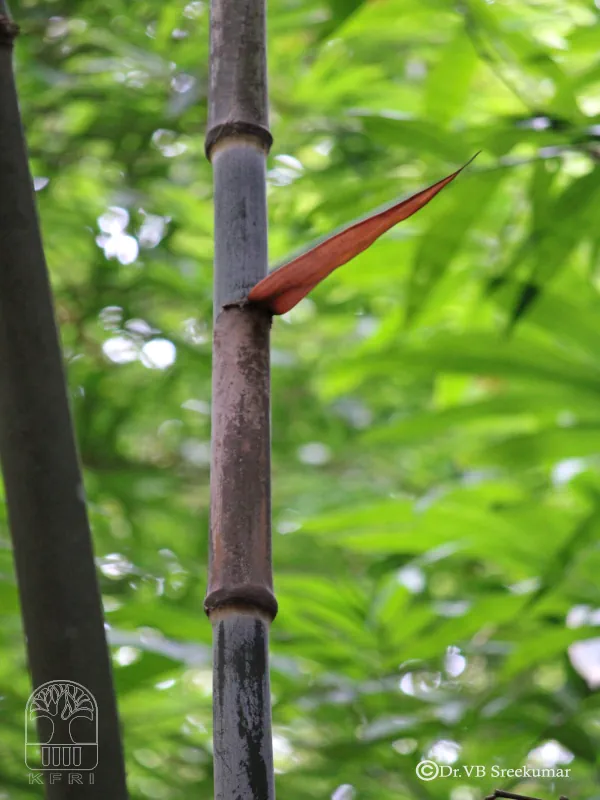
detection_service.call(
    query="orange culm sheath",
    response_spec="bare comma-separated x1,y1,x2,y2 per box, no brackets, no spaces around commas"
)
248,155,478,315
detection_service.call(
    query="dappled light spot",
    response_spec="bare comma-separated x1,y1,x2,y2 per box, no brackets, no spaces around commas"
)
139,213,169,248
445,646,467,677
528,740,574,767
181,716,208,738
580,90,600,116
188,672,212,697
99,233,139,265
96,209,139,264
508,577,540,595
119,70,150,89
567,604,600,628
405,59,427,79
98,553,135,579
434,600,471,618
314,138,333,157
435,702,465,724
102,598,122,613
171,73,195,94
276,515,302,535
567,604,590,628
45,16,69,40
552,457,586,485
427,739,461,764
126,318,154,336
108,629,209,667
158,419,184,439
297,442,331,465
114,646,140,666
156,678,176,690
561,151,596,177
181,398,210,415
102,335,138,364
268,154,304,187
271,348,296,366
133,750,163,771
182,318,208,345
98,206,129,234
141,339,177,369
273,733,295,773
152,129,188,157
281,298,316,324
400,671,442,697
333,398,372,429
355,316,379,339
392,738,418,755
183,1,205,18
331,785,356,800
180,439,210,466
451,788,478,800
358,715,417,741
99,306,123,330
569,639,600,688
396,565,426,593
516,116,552,130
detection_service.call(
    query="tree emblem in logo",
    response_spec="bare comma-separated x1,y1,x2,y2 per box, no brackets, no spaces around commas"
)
25,681,98,771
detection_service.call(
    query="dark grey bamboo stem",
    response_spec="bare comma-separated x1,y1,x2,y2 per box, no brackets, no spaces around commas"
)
205,0,276,798
0,8,127,798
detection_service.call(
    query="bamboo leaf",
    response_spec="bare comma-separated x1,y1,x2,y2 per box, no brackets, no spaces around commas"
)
248,155,478,315
406,167,503,322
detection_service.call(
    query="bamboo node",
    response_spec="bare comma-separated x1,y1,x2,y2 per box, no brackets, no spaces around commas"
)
205,585,278,620
205,121,273,160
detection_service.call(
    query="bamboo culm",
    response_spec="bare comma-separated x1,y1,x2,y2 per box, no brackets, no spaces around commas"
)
0,7,128,798
205,0,277,797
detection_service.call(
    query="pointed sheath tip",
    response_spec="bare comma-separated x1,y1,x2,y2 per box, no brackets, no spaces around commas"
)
462,150,481,170
248,153,480,315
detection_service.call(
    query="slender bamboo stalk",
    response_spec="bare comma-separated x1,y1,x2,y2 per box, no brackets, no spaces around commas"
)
0,7,127,797
205,0,276,797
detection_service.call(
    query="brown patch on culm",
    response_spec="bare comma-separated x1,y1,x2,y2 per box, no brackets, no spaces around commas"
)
206,307,277,619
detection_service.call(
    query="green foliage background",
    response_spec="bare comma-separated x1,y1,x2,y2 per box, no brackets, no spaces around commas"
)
2,0,600,797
